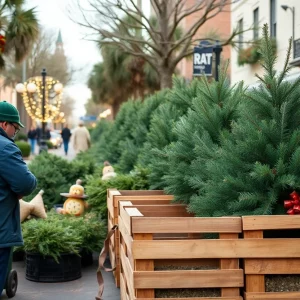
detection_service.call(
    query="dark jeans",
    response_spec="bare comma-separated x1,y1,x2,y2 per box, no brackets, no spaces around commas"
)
0,247,11,296
63,140,69,154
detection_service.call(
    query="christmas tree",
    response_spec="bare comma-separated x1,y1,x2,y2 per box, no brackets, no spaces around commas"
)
189,24,300,216
138,77,197,189
164,63,245,204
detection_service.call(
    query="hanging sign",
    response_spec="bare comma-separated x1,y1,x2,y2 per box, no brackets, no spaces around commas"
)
193,41,213,76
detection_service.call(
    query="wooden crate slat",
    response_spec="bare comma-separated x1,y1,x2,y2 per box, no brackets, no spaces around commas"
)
114,195,174,207
130,199,173,205
154,258,219,268
120,243,135,299
220,233,240,297
135,297,243,300
108,189,121,199
132,217,242,234
120,272,130,300
133,269,243,289
245,258,300,274
122,207,143,235
142,211,193,217
107,196,114,221
118,190,166,196
128,204,188,212
132,239,300,259
118,215,133,252
242,215,300,230
136,298,243,300
134,233,155,298
244,291,300,299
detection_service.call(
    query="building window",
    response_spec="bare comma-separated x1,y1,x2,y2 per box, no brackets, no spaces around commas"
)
253,8,259,40
238,18,243,49
270,0,276,37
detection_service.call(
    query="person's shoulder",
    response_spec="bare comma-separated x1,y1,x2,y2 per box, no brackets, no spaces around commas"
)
0,137,21,157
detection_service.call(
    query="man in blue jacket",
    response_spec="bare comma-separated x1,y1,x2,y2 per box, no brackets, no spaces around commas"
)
0,101,37,295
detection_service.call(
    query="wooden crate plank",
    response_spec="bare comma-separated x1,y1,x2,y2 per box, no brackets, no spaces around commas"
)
142,211,193,217
132,239,300,259
136,298,242,300
244,291,300,299
220,233,240,297
242,215,300,230
134,233,154,298
118,215,133,251
114,195,174,207
120,207,143,236
130,199,172,205
244,230,264,293
118,190,166,196
134,269,243,289
245,258,300,274
154,258,219,268
107,196,114,220
130,204,188,212
120,272,130,300
120,243,135,299
132,217,242,234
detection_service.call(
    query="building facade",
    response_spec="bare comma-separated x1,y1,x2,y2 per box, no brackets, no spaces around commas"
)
231,0,300,86
177,0,231,81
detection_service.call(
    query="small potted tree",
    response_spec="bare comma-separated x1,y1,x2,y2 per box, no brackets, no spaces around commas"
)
21,211,106,282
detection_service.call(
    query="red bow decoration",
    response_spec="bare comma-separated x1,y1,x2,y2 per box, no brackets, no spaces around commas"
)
0,34,6,53
284,191,300,215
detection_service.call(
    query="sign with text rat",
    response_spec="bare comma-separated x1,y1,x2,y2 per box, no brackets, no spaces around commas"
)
193,41,213,76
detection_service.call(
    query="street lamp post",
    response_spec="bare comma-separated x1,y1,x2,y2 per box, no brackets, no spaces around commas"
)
40,69,48,152
16,68,63,153
281,5,295,58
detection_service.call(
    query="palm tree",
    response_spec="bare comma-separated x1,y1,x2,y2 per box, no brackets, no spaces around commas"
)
88,43,160,118
0,0,39,69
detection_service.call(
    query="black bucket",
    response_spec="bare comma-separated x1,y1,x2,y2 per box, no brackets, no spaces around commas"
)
25,252,81,282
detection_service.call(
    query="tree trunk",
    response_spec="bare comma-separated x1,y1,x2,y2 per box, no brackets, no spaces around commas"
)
159,68,174,89
112,100,121,119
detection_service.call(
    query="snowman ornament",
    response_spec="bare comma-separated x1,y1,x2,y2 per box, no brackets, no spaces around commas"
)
59,179,88,216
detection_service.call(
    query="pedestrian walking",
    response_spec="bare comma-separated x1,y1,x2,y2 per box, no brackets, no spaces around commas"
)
27,125,37,155
72,121,91,154
61,123,72,155
36,125,42,145
0,101,37,296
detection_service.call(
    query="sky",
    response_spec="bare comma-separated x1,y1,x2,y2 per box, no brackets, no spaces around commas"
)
26,0,102,121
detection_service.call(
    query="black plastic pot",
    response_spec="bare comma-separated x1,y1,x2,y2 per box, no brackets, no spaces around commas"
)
25,252,81,282
80,249,94,267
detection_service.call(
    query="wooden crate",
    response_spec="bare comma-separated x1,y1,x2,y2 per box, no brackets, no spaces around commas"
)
118,200,243,300
107,189,174,287
242,215,300,300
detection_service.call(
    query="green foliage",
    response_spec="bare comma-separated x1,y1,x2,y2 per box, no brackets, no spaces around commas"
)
90,119,113,143
117,91,168,173
86,93,166,174
238,38,277,66
46,140,54,149
138,77,197,189
25,153,96,208
190,25,300,216
15,132,27,141
165,64,246,204
20,211,106,263
86,167,150,219
15,140,30,157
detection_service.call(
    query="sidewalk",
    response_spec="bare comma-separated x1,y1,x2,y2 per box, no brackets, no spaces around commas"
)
1,257,120,300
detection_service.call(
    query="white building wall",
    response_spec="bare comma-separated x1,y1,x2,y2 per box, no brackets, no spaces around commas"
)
231,0,300,86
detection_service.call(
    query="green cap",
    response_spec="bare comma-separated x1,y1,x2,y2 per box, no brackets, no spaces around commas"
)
0,101,24,128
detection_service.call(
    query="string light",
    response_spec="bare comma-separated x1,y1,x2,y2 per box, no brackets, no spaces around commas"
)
16,76,63,122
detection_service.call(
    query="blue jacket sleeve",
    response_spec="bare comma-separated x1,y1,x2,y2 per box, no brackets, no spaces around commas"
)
0,143,37,196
